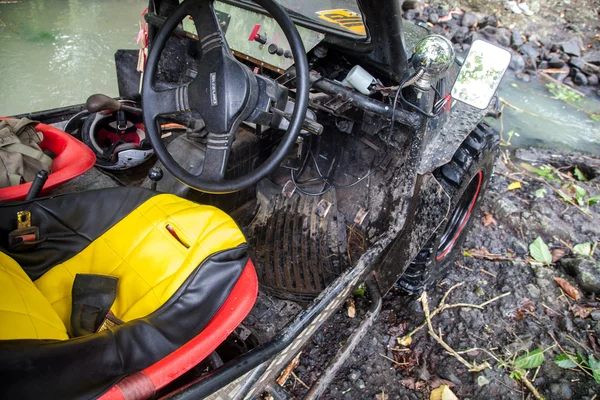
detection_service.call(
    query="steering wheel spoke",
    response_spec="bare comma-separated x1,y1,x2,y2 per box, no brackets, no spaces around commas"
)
143,84,193,122
196,128,237,181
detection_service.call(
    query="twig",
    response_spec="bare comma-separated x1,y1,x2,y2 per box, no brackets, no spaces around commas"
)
566,333,593,354
518,373,545,400
549,332,595,379
398,289,510,342
456,261,473,271
291,371,310,389
494,378,524,394
421,292,490,372
380,353,408,366
495,171,529,184
480,268,497,278
277,351,302,386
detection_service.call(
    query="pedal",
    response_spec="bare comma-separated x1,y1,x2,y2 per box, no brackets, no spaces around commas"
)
8,211,41,249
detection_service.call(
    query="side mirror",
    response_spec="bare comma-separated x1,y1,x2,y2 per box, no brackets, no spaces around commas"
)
451,40,511,110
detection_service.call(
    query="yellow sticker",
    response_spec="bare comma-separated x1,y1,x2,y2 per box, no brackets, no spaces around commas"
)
316,9,366,36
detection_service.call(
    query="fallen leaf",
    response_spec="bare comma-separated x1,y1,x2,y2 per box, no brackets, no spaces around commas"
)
554,277,582,301
400,377,417,390
514,348,545,369
482,212,497,227
428,377,456,389
430,385,458,400
507,181,522,191
571,304,594,319
518,298,536,313
397,335,412,347
552,248,567,263
529,237,552,265
573,242,593,257
477,375,490,386
347,298,356,318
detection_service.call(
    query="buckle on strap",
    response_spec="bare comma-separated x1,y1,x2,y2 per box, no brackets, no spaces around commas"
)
71,274,120,337
8,211,42,250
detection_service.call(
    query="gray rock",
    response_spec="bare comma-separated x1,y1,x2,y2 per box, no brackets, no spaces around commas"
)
461,13,477,28
562,256,600,293
548,64,571,82
561,317,574,332
510,54,525,72
493,197,519,220
453,26,470,43
520,43,539,58
478,15,497,29
587,74,599,86
583,49,600,65
573,71,588,86
568,56,585,70
549,382,573,400
526,283,541,299
548,56,566,68
560,53,571,62
356,379,366,390
561,39,581,57
511,30,523,48
591,310,600,321
478,26,510,47
348,369,361,382
428,13,439,24
538,60,549,70
516,72,530,82
438,358,463,385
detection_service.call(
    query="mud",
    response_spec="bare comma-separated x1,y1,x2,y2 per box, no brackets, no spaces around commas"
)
288,148,600,399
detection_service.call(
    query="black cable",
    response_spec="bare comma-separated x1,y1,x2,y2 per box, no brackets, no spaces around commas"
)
396,72,444,119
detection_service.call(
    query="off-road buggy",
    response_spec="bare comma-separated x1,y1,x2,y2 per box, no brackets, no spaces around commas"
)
0,0,510,398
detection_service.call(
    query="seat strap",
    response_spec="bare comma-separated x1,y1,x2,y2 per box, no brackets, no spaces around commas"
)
70,274,119,337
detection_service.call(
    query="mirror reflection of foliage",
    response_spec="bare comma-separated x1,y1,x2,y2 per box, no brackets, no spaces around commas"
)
457,51,502,90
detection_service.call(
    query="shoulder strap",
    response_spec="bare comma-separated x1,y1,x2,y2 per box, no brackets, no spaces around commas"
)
2,143,52,170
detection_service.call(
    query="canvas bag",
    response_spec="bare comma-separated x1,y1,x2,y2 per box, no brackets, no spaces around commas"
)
0,118,52,188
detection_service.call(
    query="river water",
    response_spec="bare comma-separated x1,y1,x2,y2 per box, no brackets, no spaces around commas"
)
1,0,599,154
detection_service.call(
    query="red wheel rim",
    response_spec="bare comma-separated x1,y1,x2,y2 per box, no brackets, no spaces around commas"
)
436,171,483,261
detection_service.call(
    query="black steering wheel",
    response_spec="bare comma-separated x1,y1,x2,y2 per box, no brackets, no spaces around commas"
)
142,0,309,194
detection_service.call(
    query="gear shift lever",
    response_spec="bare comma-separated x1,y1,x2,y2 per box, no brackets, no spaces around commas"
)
148,167,163,191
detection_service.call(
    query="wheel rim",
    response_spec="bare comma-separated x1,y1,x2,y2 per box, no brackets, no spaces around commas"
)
436,171,483,260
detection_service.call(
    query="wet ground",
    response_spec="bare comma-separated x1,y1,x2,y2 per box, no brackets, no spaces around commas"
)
286,148,600,399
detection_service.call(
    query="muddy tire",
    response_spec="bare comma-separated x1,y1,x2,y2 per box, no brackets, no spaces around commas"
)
398,122,500,294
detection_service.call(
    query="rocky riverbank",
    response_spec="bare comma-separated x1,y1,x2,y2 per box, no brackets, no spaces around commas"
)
401,1,600,96
288,147,600,399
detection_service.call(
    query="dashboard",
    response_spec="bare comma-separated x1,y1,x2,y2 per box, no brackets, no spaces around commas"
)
182,2,326,73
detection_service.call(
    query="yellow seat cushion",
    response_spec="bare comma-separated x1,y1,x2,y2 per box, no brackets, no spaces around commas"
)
33,194,246,332
0,252,68,341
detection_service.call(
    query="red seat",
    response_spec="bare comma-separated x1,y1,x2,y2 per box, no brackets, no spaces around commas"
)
0,118,96,201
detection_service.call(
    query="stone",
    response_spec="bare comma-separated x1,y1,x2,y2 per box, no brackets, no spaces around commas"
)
509,54,525,72
516,72,530,82
477,26,510,48
356,379,366,390
583,49,600,65
539,36,552,49
561,317,574,332
591,310,600,321
428,12,439,24
453,26,470,43
573,71,588,86
478,15,497,29
549,383,573,400
548,64,570,82
511,30,523,48
563,77,574,87
405,9,418,20
461,13,477,27
561,39,581,57
568,57,585,70
538,60,549,70
548,56,566,68
587,74,599,86
560,53,571,62
348,369,361,382
520,43,539,58
562,256,600,293
526,283,541,299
